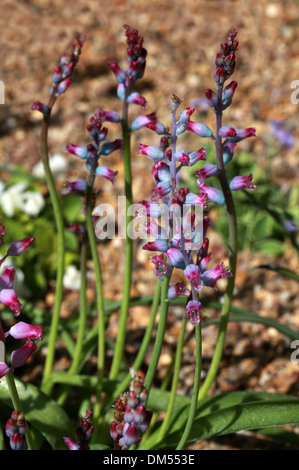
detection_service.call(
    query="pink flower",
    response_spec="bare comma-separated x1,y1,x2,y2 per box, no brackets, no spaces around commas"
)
0,289,22,316
108,62,127,84
95,165,118,184
138,144,164,161
0,362,10,379
168,281,190,300
6,238,35,257
184,264,202,292
6,321,43,340
186,300,202,326
201,262,232,289
229,173,256,191
11,339,37,369
131,112,157,131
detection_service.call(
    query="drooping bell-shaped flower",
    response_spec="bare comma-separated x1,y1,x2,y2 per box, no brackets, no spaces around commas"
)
186,300,202,326
167,281,190,300
184,264,202,292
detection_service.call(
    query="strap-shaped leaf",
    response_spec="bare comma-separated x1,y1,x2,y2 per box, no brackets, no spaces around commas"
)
145,395,299,450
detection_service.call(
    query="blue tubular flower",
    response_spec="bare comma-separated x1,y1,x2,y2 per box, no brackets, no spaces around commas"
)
99,139,123,156
166,248,186,270
138,144,164,161
187,121,214,138
66,143,92,160
95,165,118,184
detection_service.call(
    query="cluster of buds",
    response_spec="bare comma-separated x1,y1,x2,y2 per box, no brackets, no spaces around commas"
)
0,229,42,380
5,410,27,450
64,410,94,450
31,35,85,116
214,28,238,86
109,24,157,128
110,370,152,450
65,108,122,188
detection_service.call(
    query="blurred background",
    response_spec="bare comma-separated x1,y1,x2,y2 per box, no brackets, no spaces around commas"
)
0,0,299,449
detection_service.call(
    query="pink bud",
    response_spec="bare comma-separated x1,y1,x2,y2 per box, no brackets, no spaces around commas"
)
57,77,72,95
0,362,10,379
11,339,37,369
108,62,127,84
7,321,43,340
0,289,22,316
7,238,35,257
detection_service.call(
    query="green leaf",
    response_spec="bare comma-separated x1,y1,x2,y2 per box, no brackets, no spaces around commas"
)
143,393,299,450
256,264,299,282
255,239,285,255
0,377,74,450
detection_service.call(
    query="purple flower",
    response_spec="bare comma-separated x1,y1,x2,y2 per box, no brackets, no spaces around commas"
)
127,92,147,108
186,300,202,326
95,165,118,184
99,139,123,156
6,321,43,340
0,362,10,379
271,120,295,149
66,143,92,160
184,264,202,292
131,112,157,131
138,144,164,161
166,248,186,269
187,120,214,138
11,339,37,369
108,62,127,84
142,240,171,252
62,179,87,195
198,184,225,205
168,281,190,300
201,262,232,289
229,173,256,191
151,254,172,280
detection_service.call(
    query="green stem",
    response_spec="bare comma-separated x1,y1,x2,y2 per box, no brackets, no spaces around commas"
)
5,371,37,450
86,188,106,437
144,276,170,391
197,84,238,401
41,106,65,394
176,322,202,450
158,315,187,442
113,279,161,397
109,118,133,380
56,240,88,405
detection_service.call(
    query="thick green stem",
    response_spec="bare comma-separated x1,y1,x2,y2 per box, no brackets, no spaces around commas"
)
109,118,133,380
158,315,187,442
41,108,65,394
176,322,202,450
197,85,238,400
144,276,170,391
5,371,37,450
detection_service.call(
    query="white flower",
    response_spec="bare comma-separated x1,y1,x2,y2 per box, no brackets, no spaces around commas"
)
21,191,45,217
32,153,68,178
63,265,82,290
0,181,28,217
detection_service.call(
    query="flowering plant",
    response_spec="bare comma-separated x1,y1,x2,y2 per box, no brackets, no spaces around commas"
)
0,24,298,452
